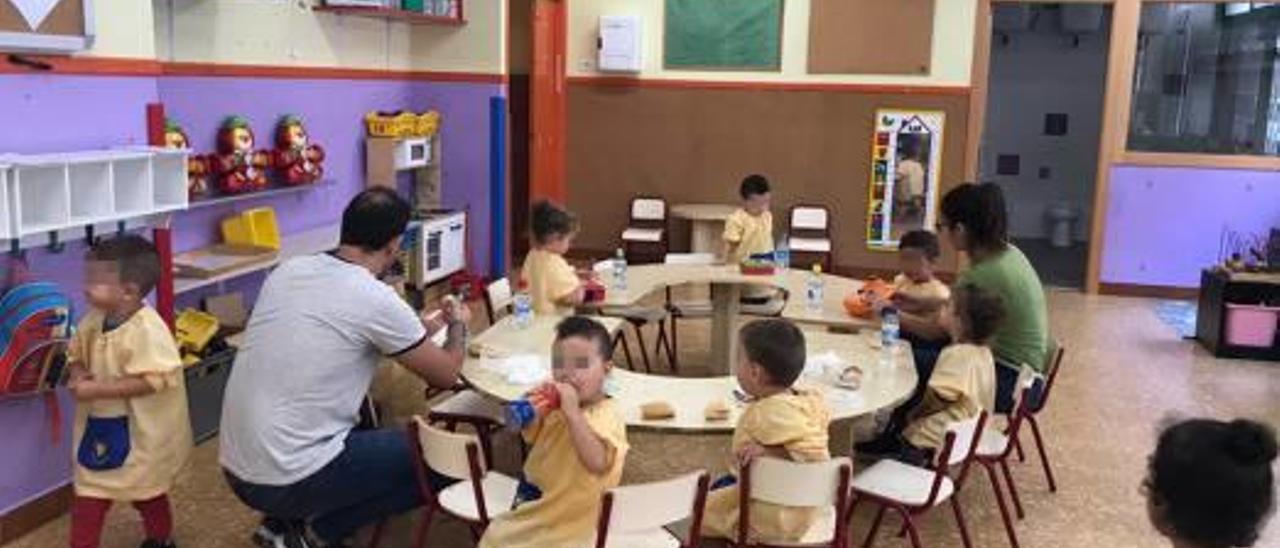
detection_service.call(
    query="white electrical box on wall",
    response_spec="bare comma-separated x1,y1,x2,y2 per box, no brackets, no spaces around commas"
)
598,15,642,73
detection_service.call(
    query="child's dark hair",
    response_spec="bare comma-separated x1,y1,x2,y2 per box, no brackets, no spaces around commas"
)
738,319,806,387
531,200,578,245
86,235,161,296
940,183,1008,252
555,316,613,360
1149,418,1277,547
739,174,771,200
951,284,1004,344
899,230,941,261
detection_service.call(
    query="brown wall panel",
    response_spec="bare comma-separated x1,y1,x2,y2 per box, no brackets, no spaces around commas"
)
566,84,970,273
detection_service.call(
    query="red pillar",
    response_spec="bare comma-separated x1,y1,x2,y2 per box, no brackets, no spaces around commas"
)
146,103,175,330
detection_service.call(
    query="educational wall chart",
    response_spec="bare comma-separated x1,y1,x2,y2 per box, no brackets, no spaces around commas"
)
664,0,783,71
866,110,945,250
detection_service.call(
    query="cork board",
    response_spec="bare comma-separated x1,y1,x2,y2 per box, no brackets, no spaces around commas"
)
565,83,969,273
808,0,934,76
0,0,91,53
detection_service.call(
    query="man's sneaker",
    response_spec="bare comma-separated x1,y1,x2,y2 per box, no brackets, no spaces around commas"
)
252,517,293,548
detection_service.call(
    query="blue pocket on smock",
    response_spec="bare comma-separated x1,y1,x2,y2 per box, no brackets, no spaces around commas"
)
77,415,130,471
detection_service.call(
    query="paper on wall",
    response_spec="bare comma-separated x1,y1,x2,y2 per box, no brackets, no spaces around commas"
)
10,0,60,30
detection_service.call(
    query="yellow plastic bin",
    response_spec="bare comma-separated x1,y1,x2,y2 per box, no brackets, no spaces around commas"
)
221,207,280,250
175,309,220,355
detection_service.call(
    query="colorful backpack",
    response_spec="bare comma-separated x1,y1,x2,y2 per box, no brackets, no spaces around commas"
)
0,281,73,396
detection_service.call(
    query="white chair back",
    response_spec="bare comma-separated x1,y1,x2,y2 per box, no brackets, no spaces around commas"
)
941,412,986,468
630,198,666,221
486,277,513,318
601,471,707,535
663,253,715,266
748,456,853,507
414,416,486,480
790,206,829,231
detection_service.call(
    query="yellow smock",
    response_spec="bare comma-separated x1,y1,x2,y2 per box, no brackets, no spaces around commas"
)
904,343,996,449
724,208,776,299
702,388,831,543
68,307,192,501
893,274,951,304
520,248,580,315
480,398,629,548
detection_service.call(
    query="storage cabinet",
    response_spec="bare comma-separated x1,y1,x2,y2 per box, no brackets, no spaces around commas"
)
1196,269,1280,361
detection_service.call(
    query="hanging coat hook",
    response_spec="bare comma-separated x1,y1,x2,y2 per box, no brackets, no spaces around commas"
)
46,231,64,253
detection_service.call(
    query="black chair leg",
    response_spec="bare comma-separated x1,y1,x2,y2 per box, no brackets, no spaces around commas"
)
633,323,652,373
613,332,635,370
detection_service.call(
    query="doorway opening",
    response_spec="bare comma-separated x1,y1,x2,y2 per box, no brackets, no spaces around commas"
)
980,3,1112,289
508,0,533,262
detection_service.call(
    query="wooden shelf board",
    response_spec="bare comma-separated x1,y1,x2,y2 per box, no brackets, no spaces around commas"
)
313,5,465,25
174,225,339,294
187,179,334,211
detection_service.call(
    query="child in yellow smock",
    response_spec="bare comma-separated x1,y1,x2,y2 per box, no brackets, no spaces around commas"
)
724,174,777,302
892,230,951,319
902,284,1002,461
521,200,587,315
702,319,832,543
66,236,192,548
480,316,629,548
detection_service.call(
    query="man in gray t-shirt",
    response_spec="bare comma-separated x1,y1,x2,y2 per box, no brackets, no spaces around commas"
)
220,188,468,547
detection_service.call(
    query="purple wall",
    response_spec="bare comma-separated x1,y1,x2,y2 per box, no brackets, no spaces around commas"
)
0,73,501,515
1102,165,1280,288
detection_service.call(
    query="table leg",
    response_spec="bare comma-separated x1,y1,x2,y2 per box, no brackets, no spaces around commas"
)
710,283,741,375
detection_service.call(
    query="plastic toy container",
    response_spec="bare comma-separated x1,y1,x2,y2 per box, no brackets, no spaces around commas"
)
1224,303,1279,348
221,207,280,250
175,309,220,355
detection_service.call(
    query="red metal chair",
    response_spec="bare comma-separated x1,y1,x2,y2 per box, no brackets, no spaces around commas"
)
735,456,855,548
847,412,988,548
787,205,833,272
1015,341,1064,493
975,386,1038,548
594,471,710,548
621,197,669,264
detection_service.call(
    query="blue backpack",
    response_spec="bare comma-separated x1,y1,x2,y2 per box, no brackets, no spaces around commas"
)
0,281,73,396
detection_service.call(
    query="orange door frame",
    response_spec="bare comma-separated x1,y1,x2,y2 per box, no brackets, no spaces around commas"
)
530,0,567,204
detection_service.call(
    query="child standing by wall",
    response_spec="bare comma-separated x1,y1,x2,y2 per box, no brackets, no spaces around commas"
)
701,319,832,543
480,316,628,548
724,174,777,303
522,200,586,315
899,284,1003,463
66,235,192,548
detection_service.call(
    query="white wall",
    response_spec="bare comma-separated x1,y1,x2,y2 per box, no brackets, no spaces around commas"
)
981,8,1109,241
568,0,977,86
82,0,155,58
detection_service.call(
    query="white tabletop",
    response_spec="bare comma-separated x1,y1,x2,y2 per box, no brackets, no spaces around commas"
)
462,319,917,432
670,203,738,221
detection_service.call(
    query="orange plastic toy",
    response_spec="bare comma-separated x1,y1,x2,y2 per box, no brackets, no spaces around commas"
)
843,278,896,319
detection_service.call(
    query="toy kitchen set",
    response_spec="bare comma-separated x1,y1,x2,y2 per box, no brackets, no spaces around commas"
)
364,111,467,290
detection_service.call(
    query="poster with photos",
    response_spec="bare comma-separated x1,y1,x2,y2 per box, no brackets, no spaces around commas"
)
866,109,945,250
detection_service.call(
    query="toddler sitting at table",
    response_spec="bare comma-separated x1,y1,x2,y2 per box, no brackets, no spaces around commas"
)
701,319,832,543
898,283,1003,463
522,200,587,315
892,229,951,320
479,316,629,548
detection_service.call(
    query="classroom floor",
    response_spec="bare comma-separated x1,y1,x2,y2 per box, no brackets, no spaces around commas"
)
10,290,1280,548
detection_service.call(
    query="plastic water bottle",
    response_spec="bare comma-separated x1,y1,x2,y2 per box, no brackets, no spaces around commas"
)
513,279,533,329
612,248,628,291
880,306,901,350
775,239,791,271
805,263,824,313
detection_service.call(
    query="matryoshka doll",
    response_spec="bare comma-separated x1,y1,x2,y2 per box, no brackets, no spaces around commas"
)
163,119,210,199
272,114,325,185
213,116,270,194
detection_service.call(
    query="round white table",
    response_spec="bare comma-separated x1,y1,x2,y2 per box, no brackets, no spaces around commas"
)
670,203,738,259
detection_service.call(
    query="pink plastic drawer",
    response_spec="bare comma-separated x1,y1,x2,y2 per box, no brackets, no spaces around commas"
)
1225,304,1279,348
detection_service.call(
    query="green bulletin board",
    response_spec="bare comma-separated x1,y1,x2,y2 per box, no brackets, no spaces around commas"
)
664,0,783,71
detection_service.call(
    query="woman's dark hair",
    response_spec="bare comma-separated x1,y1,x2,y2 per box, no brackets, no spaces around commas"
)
340,188,411,252
555,316,613,360
738,319,806,387
739,174,771,200
940,183,1009,252
899,230,941,261
531,200,578,244
1149,418,1277,547
951,283,1004,344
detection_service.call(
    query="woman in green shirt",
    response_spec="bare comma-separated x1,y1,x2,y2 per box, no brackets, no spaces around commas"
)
860,183,1049,455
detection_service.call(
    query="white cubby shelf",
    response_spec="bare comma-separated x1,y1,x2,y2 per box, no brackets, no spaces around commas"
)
0,148,189,242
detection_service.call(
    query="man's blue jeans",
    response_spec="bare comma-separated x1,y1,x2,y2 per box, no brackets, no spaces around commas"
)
224,428,425,543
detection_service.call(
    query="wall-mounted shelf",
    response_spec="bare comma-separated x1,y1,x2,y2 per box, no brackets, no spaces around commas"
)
174,225,339,295
0,148,188,241
314,5,466,26
188,179,336,210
